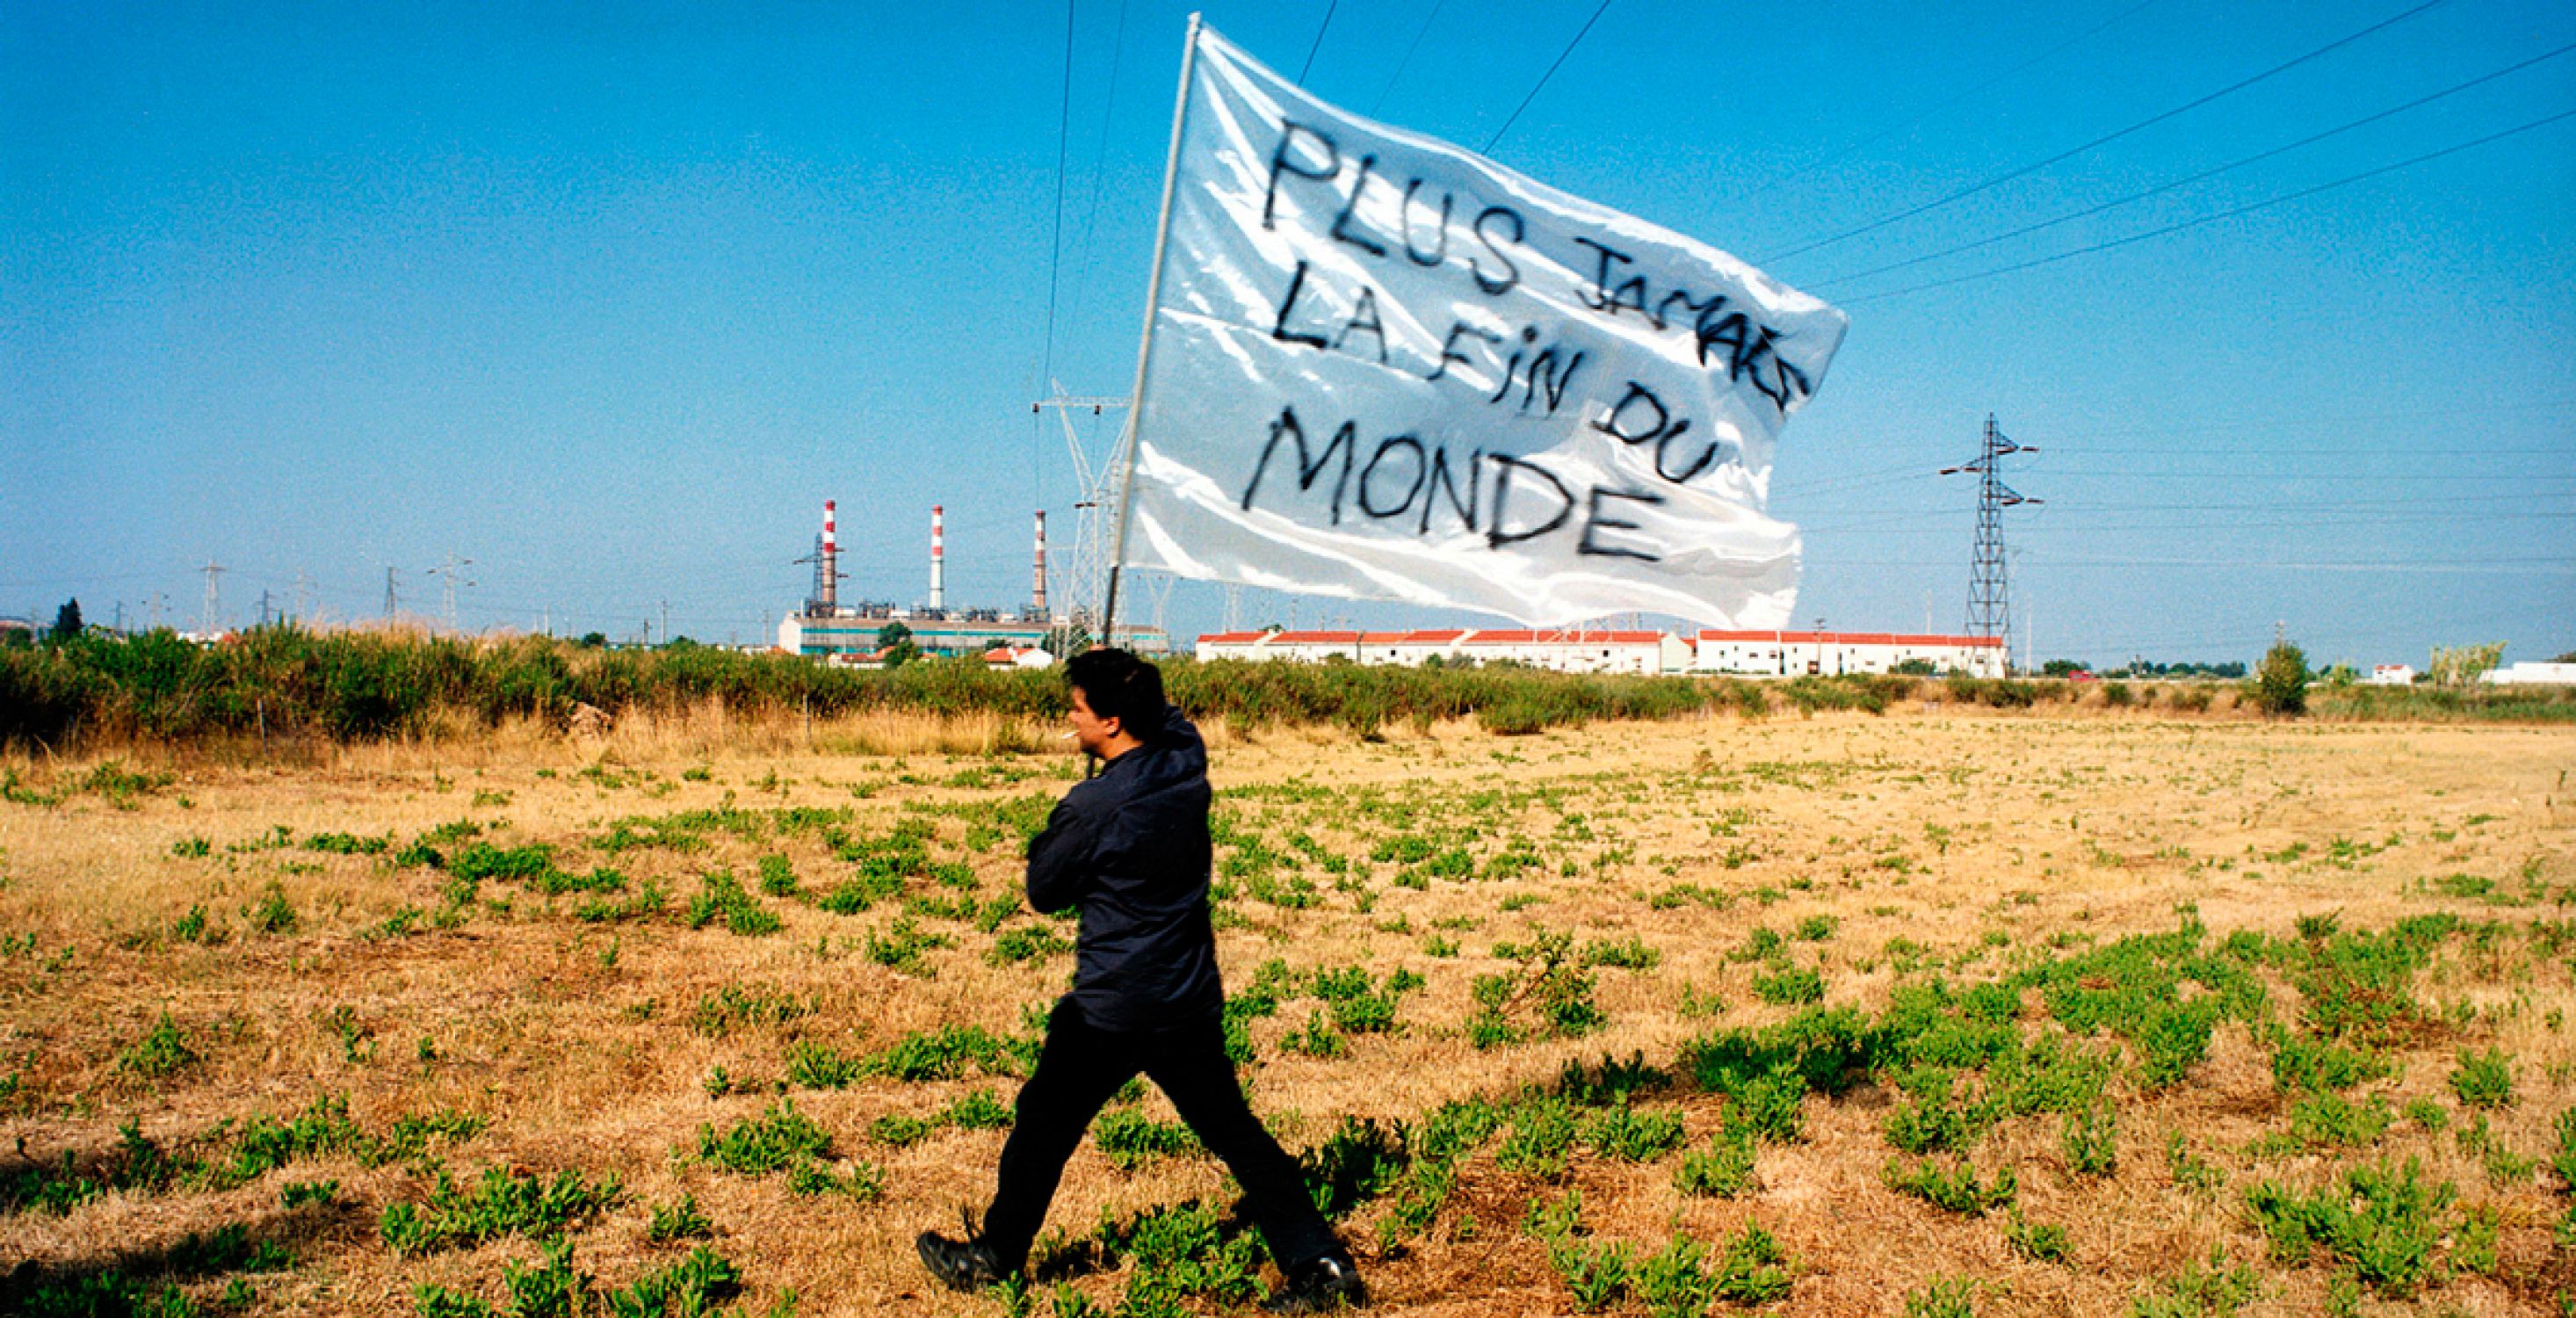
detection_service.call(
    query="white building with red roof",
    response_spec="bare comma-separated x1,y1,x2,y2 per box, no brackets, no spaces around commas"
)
1693,630,2005,677
1192,630,1271,662
1457,629,1689,675
1195,626,1688,674
1359,628,1472,666
1193,630,1364,663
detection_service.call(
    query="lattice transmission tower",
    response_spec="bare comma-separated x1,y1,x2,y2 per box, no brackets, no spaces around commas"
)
1034,387,1127,631
1940,415,2040,670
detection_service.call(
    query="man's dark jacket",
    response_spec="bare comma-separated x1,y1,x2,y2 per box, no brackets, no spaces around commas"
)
1024,704,1223,1032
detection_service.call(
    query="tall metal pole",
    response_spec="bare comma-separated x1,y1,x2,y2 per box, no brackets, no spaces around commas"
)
1943,415,2039,677
200,562,224,634
1100,11,1205,650
1035,392,1129,638
427,554,474,633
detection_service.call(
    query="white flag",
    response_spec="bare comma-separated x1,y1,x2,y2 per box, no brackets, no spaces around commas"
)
1118,23,1848,629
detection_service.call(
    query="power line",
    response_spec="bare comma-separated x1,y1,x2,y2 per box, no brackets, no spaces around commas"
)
1750,0,2167,200
1985,490,2567,511
1777,468,2576,505
1481,0,1613,154
1972,470,2576,482
1371,0,1448,115
1763,0,2451,264
1814,38,2576,290
1297,0,1340,86
1844,105,2576,303
1802,509,2572,533
1060,0,1131,373
1038,0,1077,399
1805,399,2576,454
1813,556,2576,573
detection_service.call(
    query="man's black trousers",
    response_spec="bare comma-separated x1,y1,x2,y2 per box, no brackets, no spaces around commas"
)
980,999,1341,1272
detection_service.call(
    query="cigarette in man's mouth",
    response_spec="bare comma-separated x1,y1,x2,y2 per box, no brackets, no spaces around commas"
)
1059,732,1079,741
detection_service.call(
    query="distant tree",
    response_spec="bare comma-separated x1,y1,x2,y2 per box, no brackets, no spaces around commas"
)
50,598,83,642
2320,663,2359,688
2552,649,2576,664
877,622,919,668
578,631,608,648
2254,640,2309,716
2428,641,2506,687
2041,658,2088,678
2212,663,2246,680
1892,658,1937,676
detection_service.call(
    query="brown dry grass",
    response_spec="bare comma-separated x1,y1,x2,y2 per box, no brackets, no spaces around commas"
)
0,708,2570,1315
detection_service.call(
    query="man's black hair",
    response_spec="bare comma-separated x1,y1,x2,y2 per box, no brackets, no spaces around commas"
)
1066,648,1166,735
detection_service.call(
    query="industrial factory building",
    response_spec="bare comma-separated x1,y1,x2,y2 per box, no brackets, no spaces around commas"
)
1193,627,2005,677
778,501,1165,663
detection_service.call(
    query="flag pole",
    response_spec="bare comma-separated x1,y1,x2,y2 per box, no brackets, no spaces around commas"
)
1098,11,1202,650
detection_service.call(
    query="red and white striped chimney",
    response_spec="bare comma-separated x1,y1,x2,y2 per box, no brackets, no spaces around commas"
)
820,499,839,613
1032,511,1049,617
929,504,946,612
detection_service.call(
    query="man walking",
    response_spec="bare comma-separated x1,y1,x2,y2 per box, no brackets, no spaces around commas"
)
916,648,1365,1313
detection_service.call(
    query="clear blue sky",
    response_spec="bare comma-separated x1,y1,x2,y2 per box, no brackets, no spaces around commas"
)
5,0,2571,667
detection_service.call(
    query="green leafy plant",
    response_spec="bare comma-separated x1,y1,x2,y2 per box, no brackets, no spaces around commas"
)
1548,1238,1632,1313
2243,1157,2455,1296
696,1099,833,1177
1884,1157,2016,1215
2284,1090,2392,1148
1496,1098,1581,1179
2062,1104,2117,1177
244,881,299,935
860,1024,1034,1083
1708,1221,1795,1304
2004,1213,2068,1264
863,916,952,974
1632,1235,1714,1318
1583,1104,1685,1162
2448,1047,2514,1110
1750,965,1825,1006
119,1012,199,1081
2270,1034,2391,1094
379,1165,625,1255
2126,1248,2261,1318
688,982,807,1037
1905,1276,1979,1318
685,868,781,936
1093,1107,1200,1170
1673,1128,1757,1198
647,1193,714,1242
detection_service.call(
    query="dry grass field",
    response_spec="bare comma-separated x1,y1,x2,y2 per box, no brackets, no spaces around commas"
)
2,705,2571,1317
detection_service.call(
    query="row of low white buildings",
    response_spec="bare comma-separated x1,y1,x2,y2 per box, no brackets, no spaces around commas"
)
1192,628,2008,677
2367,663,2575,685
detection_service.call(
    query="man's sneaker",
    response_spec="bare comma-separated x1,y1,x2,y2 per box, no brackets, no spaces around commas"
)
916,1210,1011,1291
1262,1254,1366,1314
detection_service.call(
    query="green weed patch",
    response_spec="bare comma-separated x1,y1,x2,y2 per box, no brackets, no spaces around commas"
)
2245,1157,2456,1296
379,1164,624,1255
